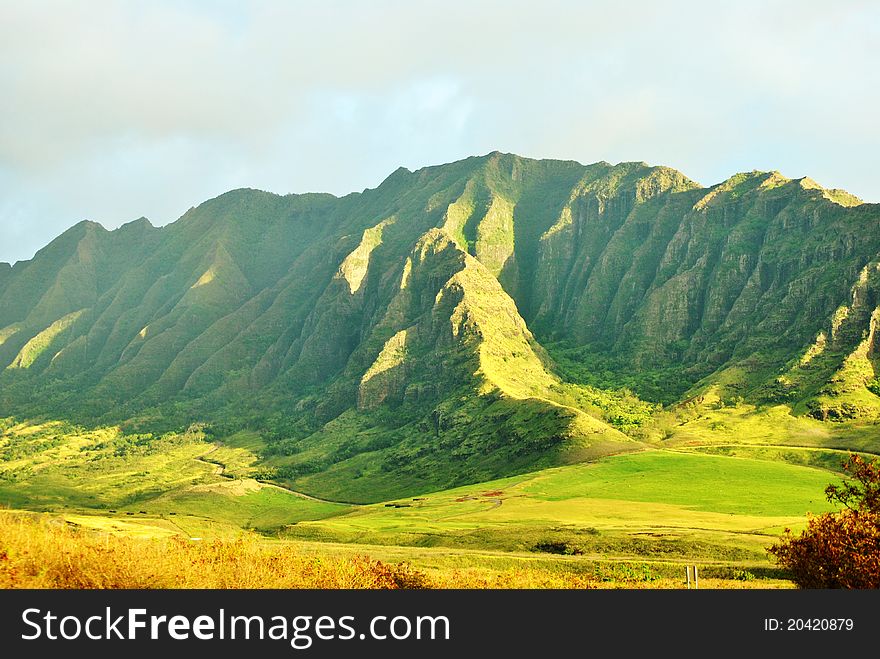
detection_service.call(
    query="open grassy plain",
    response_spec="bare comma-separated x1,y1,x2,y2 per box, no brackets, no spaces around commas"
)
3,414,873,588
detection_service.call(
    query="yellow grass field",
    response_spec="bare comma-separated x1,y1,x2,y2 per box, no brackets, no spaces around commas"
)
0,511,791,589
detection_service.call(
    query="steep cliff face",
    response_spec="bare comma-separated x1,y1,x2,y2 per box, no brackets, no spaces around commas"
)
1,152,878,499
761,261,880,421
521,170,880,376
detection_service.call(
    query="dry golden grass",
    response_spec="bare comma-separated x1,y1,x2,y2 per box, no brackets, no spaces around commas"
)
0,512,783,589
0,512,612,589
0,512,429,589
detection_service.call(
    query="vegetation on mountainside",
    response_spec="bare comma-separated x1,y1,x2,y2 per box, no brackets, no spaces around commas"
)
1,153,879,500
0,420,348,531
2,154,879,589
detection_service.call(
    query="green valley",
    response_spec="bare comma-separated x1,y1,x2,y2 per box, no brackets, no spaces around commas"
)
0,410,873,586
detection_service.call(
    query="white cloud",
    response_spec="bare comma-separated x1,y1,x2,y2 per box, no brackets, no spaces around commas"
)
1,0,878,263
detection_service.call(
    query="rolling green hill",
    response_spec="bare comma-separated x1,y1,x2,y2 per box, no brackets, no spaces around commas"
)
1,152,879,500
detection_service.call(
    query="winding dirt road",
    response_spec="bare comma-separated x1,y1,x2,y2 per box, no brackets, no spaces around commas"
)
193,445,360,507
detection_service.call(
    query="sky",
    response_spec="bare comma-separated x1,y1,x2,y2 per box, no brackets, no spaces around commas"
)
1,0,878,264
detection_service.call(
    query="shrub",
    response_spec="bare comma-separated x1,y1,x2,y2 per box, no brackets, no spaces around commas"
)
533,540,583,555
768,454,880,588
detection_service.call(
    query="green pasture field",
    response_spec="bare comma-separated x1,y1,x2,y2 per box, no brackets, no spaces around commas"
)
0,417,866,587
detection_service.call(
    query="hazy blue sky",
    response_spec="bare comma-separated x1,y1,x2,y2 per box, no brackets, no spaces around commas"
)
1,0,878,264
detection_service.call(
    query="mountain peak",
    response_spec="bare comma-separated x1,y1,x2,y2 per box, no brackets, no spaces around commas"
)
798,176,822,190
122,216,153,228
73,219,107,232
377,165,413,188
797,176,863,207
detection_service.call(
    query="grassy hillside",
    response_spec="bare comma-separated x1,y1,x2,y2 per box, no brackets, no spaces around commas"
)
0,418,858,587
0,420,348,535
282,450,838,562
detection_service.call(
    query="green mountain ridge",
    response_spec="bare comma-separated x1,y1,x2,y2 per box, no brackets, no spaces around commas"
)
1,152,879,501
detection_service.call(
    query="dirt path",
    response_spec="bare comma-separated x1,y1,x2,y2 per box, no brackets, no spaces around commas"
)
666,444,879,469
259,481,361,507
672,443,870,454
192,446,223,477
193,444,359,507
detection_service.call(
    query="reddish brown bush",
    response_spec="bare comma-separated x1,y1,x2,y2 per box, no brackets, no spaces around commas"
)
825,454,880,514
769,455,880,589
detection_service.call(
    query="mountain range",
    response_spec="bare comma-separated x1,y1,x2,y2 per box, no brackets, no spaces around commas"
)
1,152,878,501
